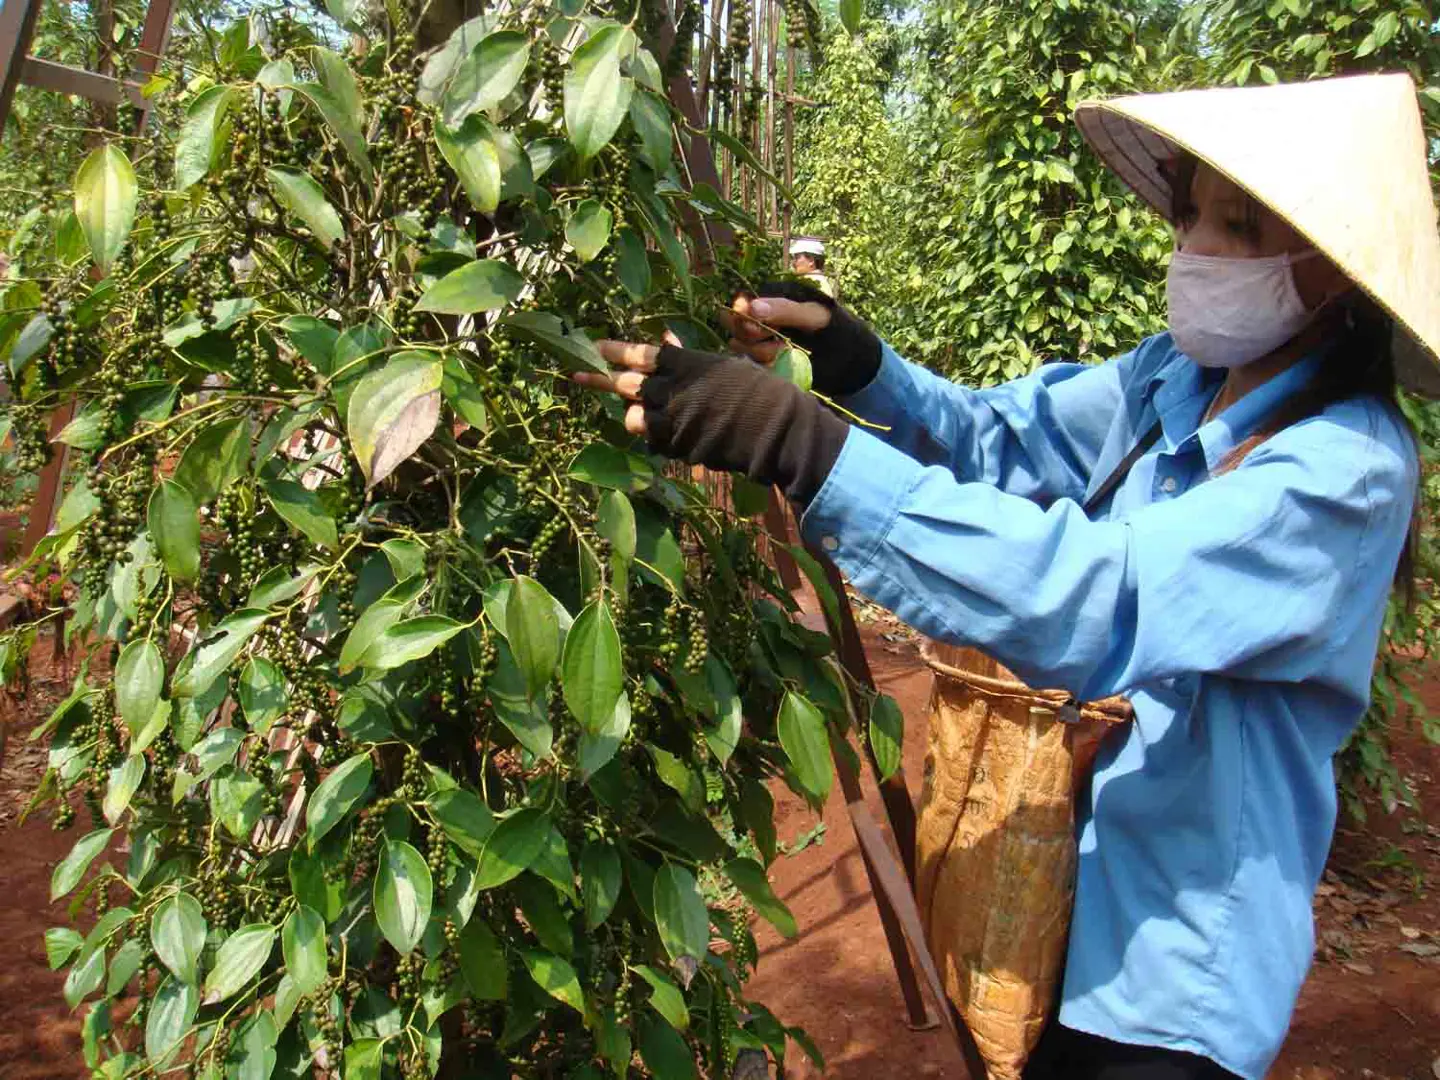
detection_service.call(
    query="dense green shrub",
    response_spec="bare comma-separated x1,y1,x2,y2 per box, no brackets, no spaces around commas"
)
0,4,856,1075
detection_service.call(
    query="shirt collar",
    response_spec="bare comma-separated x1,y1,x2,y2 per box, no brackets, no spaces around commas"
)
1148,343,1326,475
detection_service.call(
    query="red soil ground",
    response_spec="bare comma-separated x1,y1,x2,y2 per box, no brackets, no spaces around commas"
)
0,621,1436,1078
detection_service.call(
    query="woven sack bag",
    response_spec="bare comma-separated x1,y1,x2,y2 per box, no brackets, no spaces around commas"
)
916,642,1130,1079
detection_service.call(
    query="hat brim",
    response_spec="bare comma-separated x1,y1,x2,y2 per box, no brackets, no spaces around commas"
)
1076,99,1440,396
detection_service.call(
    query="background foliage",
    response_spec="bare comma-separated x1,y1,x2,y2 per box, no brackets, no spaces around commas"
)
792,0,1440,809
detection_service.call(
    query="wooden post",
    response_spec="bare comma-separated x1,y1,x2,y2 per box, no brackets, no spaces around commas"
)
20,399,76,557
764,0,778,233
783,38,795,250
0,0,44,133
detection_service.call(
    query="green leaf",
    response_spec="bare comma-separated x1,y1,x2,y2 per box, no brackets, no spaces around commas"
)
102,755,146,824
114,638,164,735
262,478,339,551
652,864,708,963
434,116,502,213
55,402,105,450
278,316,338,373
339,600,404,675
580,842,622,930
521,950,584,1012
289,842,345,924
203,923,275,1003
191,727,242,781
578,691,631,780
64,943,105,1008
172,609,268,699
632,965,687,1031
500,310,607,374
265,167,344,247
514,874,574,956
596,491,637,561
561,601,623,734
565,199,613,263
639,1015,698,1079
635,513,685,593
287,81,373,182
527,136,570,179
230,1010,279,1079
430,788,495,857
10,312,53,377
568,443,655,490
649,746,704,813
52,828,113,900
374,840,434,954
211,767,265,838
281,906,328,996
778,691,832,802
723,857,797,937
614,227,651,301
628,89,672,172
144,978,197,1064
175,86,234,189
869,693,904,781
442,30,531,126
306,752,373,848
173,418,249,505
238,657,287,735
704,655,742,764
147,479,200,582
416,259,524,314
346,352,443,489
345,1039,385,1080
107,939,146,998
565,25,636,160
311,46,364,131
151,893,206,986
360,615,465,671
46,927,85,970
508,576,562,699
773,346,813,392
73,144,138,273
457,918,507,999
477,807,549,889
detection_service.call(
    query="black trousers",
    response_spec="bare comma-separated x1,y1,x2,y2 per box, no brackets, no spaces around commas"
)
1022,1023,1242,1080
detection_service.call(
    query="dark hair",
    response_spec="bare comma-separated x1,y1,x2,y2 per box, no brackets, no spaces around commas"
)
805,253,826,271
1167,154,1422,604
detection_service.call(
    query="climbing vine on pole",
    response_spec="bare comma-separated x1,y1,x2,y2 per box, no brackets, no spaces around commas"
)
0,2,849,1075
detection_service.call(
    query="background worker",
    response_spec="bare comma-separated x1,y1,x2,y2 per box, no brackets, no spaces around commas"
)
576,73,1440,1080
789,236,836,297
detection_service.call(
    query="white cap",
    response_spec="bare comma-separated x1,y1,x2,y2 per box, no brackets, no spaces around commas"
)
789,237,825,257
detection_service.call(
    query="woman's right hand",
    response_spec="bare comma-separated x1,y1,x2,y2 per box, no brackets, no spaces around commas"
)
722,280,883,397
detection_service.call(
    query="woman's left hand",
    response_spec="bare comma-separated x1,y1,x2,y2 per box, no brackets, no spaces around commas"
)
571,337,673,437
569,334,851,506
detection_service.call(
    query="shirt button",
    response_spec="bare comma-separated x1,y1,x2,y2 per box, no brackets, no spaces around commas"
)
821,535,839,552
1161,476,1178,494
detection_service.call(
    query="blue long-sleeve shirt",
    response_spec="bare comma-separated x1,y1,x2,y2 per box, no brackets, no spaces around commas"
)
800,332,1416,1079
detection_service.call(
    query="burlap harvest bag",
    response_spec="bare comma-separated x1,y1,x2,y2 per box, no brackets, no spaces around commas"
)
916,642,1130,1080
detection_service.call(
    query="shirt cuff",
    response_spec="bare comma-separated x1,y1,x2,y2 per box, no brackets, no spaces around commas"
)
837,342,910,419
798,425,924,580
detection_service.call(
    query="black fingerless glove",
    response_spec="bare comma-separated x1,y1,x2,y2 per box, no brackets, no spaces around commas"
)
753,280,883,396
641,345,850,506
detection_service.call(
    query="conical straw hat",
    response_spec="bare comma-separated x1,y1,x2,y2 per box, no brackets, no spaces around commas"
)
1075,73,1440,395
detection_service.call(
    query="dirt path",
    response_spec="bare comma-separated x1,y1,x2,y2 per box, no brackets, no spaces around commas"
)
2,625,1437,1078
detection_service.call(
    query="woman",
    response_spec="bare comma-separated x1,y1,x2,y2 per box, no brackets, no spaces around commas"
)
575,74,1440,1079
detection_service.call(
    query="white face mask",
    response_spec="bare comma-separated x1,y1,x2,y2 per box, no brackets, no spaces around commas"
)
1166,249,1322,368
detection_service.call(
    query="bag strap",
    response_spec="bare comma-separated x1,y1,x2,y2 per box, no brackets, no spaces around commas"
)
1082,421,1162,517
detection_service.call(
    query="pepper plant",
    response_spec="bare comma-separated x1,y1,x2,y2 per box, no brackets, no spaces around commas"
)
1,3,847,1076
